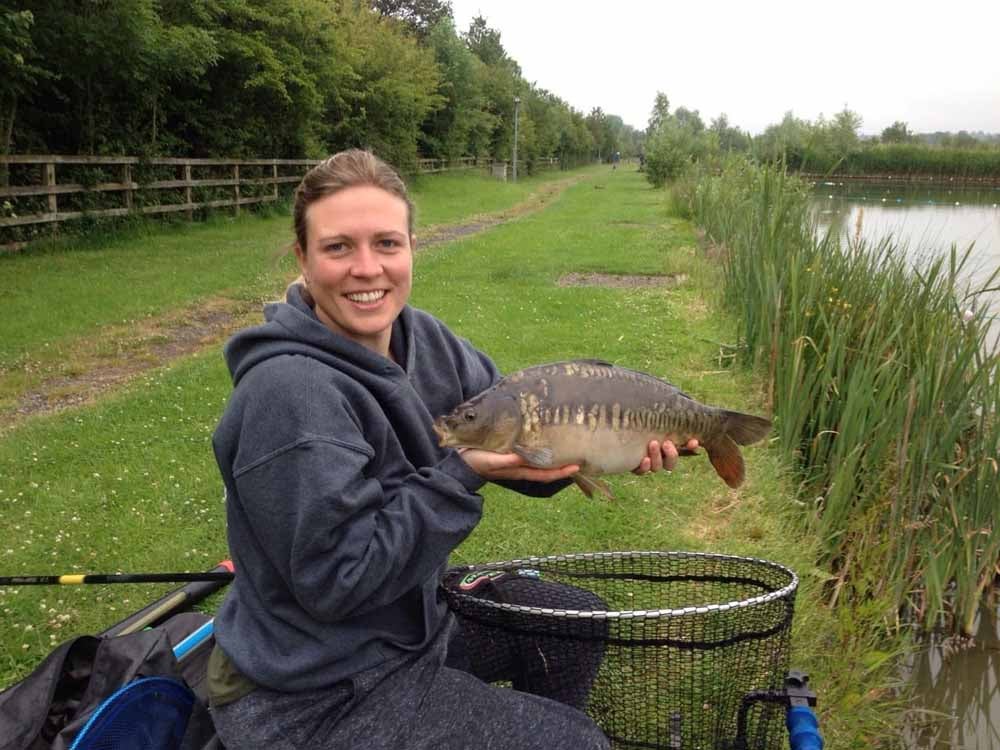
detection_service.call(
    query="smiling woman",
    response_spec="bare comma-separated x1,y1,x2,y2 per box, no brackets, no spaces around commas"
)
294,184,414,358
205,149,696,750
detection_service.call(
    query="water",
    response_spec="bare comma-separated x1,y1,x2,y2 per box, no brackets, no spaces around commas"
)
901,604,1000,749
812,181,1000,346
811,181,1000,748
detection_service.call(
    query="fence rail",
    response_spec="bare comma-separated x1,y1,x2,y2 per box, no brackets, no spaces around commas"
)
1,154,563,252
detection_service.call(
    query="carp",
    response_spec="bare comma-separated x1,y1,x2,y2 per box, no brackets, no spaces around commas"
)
433,359,772,499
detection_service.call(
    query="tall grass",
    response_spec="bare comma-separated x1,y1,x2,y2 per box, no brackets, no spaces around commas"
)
675,158,1000,635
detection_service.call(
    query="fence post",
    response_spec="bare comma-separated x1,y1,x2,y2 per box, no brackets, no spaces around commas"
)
272,162,278,201
185,163,193,220
43,161,58,239
43,162,57,215
122,164,133,212
233,164,240,216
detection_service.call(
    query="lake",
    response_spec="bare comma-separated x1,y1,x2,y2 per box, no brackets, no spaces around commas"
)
811,180,1000,748
813,181,1000,346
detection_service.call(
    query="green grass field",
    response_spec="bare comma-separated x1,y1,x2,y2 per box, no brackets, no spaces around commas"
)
0,166,896,746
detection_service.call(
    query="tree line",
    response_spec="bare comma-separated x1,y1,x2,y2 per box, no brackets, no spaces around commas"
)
642,94,1000,186
0,1,642,174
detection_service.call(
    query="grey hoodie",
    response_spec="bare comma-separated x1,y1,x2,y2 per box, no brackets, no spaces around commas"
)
211,285,560,692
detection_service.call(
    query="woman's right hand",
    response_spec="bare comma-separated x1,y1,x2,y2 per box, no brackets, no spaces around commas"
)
458,449,580,483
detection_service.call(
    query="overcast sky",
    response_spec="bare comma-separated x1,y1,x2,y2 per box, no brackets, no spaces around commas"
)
448,0,1000,136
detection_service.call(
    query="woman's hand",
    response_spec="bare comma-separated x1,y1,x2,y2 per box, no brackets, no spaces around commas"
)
458,449,580,483
632,439,700,475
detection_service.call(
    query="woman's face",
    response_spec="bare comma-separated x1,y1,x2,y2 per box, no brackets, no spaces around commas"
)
295,185,413,357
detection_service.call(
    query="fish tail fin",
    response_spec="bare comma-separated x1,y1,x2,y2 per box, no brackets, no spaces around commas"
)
720,410,772,446
573,472,614,501
704,434,745,489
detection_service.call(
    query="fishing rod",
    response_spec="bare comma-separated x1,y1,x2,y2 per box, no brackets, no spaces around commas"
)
101,560,235,638
0,567,235,588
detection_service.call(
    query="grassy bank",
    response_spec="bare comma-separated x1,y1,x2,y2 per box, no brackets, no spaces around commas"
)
0,166,895,745
674,158,1000,638
0,169,573,415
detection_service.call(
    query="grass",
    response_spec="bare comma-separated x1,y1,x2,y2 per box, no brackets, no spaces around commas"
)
0,165,899,746
0,169,574,415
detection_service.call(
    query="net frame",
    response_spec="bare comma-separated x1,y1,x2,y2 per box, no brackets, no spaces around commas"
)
443,550,799,750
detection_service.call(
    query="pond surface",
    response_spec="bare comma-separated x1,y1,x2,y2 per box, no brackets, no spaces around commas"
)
900,605,1000,749
810,181,1000,748
811,181,1000,348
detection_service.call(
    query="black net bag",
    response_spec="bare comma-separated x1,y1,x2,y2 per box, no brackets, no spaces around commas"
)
442,551,798,750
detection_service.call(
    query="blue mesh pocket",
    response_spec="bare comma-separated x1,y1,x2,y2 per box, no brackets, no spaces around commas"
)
69,676,195,750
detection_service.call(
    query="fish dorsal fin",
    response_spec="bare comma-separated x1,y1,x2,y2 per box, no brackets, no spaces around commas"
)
575,358,615,368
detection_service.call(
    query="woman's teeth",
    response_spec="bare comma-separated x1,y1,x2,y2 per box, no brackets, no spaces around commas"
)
346,290,386,303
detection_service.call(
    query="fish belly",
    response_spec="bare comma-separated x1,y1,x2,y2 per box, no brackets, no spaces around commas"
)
540,425,678,474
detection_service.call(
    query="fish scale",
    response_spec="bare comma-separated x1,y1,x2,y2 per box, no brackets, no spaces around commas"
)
434,359,772,498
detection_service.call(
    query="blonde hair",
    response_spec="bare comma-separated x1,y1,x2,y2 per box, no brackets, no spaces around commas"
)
293,149,414,252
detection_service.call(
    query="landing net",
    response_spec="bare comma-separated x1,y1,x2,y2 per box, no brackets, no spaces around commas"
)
443,550,797,750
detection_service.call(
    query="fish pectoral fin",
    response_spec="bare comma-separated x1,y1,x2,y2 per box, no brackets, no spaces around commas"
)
572,472,614,501
514,444,554,467
705,435,745,489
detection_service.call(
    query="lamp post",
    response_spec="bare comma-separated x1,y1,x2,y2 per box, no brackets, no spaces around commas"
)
512,95,521,182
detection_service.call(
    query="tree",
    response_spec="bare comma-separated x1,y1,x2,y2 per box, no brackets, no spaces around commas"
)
420,17,492,159
647,91,670,135
464,14,518,74
673,106,705,135
830,106,862,157
644,118,703,187
710,113,750,153
0,8,48,162
370,0,452,38
881,121,912,144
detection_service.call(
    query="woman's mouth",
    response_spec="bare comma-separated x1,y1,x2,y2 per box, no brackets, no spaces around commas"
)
345,290,387,304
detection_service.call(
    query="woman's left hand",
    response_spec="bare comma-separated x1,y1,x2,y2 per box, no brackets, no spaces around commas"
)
632,439,700,475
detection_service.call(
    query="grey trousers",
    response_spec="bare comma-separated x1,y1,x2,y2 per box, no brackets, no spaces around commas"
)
210,616,609,749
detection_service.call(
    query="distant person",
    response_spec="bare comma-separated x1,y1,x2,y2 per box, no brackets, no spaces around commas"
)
207,148,697,749
638,152,645,172
612,151,621,170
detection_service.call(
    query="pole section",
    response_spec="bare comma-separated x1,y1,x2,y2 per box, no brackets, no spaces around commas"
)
512,96,521,183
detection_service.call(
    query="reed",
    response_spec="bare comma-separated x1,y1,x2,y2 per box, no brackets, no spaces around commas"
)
676,158,1000,634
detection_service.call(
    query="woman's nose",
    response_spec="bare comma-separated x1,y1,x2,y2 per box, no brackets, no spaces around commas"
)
350,245,383,276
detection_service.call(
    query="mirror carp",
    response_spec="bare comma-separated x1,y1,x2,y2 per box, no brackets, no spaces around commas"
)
434,359,772,499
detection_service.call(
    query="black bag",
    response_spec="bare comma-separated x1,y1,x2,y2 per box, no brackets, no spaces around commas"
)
0,613,217,750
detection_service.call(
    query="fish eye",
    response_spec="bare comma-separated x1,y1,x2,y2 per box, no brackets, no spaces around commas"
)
463,411,476,422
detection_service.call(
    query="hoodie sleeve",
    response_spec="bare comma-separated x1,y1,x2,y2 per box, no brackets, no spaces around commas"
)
227,368,485,624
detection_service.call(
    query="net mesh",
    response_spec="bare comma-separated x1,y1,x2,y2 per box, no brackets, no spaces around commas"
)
442,551,797,750
69,676,194,750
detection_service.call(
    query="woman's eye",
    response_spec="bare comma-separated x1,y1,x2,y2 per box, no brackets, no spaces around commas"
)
378,238,399,250
325,242,347,253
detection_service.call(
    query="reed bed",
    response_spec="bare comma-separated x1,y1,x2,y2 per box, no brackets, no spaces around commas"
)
674,158,1000,635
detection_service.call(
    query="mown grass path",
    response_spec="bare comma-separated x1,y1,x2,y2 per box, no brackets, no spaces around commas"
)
0,166,874,745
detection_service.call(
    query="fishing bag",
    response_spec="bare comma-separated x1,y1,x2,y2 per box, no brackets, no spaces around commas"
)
0,612,216,750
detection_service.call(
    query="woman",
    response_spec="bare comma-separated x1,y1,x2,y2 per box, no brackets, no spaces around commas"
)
208,149,696,749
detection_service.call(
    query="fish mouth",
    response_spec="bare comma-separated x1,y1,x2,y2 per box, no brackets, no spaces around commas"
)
432,420,452,446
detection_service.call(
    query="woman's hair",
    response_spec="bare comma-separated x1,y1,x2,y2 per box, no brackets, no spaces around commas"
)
292,149,414,252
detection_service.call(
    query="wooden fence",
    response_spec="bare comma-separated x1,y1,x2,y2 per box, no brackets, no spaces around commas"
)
0,154,562,252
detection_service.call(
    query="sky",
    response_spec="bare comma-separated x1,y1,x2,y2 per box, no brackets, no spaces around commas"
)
448,0,1000,136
